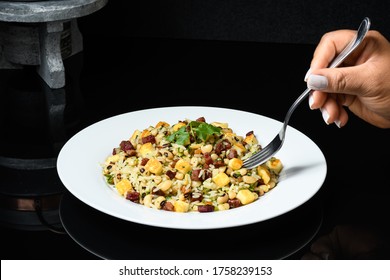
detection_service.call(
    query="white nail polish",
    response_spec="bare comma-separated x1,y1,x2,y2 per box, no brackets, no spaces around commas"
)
304,68,311,82
321,108,330,125
308,93,314,109
334,119,341,128
308,75,328,90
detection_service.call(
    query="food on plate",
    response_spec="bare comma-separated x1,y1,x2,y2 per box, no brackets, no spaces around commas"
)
102,117,283,212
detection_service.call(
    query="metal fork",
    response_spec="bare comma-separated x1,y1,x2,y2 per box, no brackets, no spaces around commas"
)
242,17,371,169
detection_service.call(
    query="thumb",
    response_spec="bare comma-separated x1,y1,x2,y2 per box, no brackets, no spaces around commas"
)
307,66,366,96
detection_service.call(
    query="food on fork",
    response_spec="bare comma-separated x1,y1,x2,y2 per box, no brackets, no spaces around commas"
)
102,117,283,212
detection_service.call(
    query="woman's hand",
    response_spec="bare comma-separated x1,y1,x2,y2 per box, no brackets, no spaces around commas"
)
305,30,390,128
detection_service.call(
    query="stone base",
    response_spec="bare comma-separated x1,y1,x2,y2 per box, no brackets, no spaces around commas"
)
0,0,108,88
0,19,82,89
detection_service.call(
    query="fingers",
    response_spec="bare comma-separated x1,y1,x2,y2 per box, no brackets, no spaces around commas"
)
305,29,390,128
306,62,369,128
306,65,367,127
337,104,349,127
308,91,327,109
308,91,349,127
309,30,358,70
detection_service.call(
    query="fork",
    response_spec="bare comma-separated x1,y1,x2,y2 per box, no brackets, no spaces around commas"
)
242,17,371,169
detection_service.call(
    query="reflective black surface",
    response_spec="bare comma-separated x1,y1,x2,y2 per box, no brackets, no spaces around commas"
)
1,34,390,259
60,191,322,260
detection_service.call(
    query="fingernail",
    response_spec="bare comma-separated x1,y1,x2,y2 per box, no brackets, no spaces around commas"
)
304,68,311,82
321,108,330,124
334,119,341,128
308,74,328,90
308,92,315,109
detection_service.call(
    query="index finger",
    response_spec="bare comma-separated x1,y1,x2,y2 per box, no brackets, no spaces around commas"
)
310,30,358,70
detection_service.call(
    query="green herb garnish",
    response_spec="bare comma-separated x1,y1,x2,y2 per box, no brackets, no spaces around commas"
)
166,121,221,146
104,174,114,185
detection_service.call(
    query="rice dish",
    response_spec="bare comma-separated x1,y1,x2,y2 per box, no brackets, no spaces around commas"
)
102,117,283,212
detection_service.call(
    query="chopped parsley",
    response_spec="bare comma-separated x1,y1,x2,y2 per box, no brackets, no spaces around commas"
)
104,174,114,185
166,121,221,146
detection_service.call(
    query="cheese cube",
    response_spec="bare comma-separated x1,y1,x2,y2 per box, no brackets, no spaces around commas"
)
228,158,243,170
173,122,186,131
236,189,256,205
115,179,133,196
244,133,258,145
139,142,155,157
145,158,163,175
155,121,170,128
174,200,190,212
257,165,271,184
175,159,191,174
212,172,230,187
266,158,283,174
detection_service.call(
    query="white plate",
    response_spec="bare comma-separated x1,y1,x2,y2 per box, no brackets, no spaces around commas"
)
57,106,327,230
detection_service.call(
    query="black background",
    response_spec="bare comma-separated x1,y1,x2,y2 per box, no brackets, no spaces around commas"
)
1,1,390,259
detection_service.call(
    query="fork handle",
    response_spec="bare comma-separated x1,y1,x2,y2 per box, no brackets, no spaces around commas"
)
280,87,312,139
